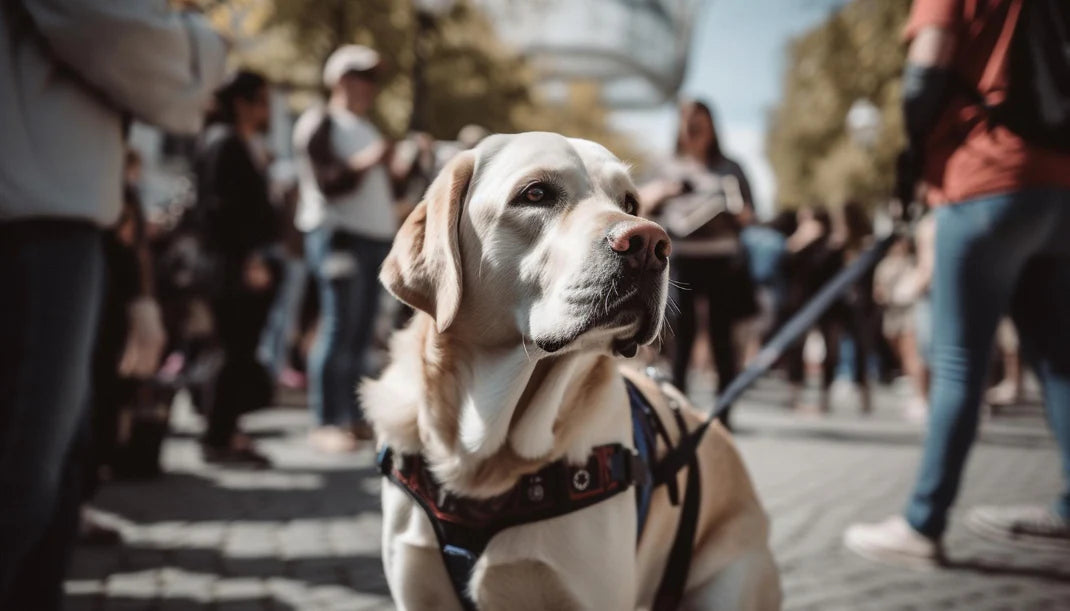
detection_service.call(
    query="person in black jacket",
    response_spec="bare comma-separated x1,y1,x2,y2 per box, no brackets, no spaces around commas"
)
195,70,278,467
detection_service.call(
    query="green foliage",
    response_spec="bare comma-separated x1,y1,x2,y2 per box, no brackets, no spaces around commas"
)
766,0,910,209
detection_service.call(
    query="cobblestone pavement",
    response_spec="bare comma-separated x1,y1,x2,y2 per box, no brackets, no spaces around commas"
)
67,377,1070,610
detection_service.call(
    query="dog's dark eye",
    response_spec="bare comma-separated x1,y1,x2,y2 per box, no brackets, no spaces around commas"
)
623,193,639,215
515,182,556,205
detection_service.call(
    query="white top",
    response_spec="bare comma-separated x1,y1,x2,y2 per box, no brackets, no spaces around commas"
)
0,2,226,226
293,106,396,240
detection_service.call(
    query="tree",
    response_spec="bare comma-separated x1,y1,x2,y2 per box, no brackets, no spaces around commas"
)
204,0,637,159
766,0,911,209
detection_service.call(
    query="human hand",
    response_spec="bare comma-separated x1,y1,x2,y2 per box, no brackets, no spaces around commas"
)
244,254,273,291
118,297,167,378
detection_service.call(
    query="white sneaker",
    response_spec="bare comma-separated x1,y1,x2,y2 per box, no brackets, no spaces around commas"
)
844,515,944,568
966,505,1070,550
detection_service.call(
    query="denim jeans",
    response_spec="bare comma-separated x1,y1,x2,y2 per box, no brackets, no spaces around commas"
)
305,227,390,427
257,248,308,377
905,188,1070,538
0,220,104,609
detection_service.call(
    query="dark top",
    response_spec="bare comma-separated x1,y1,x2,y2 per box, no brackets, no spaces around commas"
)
194,124,277,263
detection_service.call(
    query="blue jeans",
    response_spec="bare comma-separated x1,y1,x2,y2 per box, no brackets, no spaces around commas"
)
0,220,104,609
905,188,1070,538
257,249,308,377
305,227,390,427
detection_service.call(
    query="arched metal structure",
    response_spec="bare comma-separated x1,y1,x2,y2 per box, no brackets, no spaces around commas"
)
474,0,706,109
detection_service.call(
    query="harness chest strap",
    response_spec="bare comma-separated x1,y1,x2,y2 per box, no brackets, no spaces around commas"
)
377,442,646,610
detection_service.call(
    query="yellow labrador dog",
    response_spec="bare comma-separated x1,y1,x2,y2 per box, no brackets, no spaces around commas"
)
362,132,780,610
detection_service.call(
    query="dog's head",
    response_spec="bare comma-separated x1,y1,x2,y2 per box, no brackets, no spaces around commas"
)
381,131,670,358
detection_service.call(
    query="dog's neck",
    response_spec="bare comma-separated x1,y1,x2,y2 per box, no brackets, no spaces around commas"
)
363,314,632,498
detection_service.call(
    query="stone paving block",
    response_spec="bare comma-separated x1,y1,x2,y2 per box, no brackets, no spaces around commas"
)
179,521,227,549
158,567,216,603
212,577,267,602
106,570,161,600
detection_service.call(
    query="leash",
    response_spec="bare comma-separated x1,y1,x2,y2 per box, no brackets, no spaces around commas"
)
651,229,902,488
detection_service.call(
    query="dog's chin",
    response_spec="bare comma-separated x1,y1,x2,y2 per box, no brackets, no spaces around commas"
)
533,298,663,358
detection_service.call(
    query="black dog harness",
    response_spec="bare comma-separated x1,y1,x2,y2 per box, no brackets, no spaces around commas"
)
377,379,701,611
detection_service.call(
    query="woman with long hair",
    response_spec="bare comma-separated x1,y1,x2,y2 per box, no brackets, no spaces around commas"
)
195,70,279,466
640,100,757,428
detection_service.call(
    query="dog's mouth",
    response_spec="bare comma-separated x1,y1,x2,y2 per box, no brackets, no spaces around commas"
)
536,279,664,356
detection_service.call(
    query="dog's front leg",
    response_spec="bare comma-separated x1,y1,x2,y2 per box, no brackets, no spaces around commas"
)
381,485,464,610
471,560,584,611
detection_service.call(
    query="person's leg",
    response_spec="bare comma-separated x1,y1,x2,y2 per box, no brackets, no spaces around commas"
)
903,195,1042,538
670,260,699,393
845,193,1048,565
0,221,104,606
345,238,391,424
705,267,739,426
851,304,874,413
258,254,306,377
320,254,361,428
1011,257,1070,517
206,266,277,441
305,228,337,426
9,412,88,611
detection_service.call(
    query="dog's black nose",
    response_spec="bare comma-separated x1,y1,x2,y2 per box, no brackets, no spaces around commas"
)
607,221,671,272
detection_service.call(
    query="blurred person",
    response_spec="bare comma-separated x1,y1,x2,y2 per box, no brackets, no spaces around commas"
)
0,1,225,606
81,152,165,545
830,200,877,412
195,70,279,467
640,100,757,429
257,163,309,390
846,0,1070,564
874,235,928,421
293,45,398,452
782,205,845,413
740,210,793,363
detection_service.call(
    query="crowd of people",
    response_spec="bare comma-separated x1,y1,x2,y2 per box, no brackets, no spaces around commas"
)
2,0,1069,608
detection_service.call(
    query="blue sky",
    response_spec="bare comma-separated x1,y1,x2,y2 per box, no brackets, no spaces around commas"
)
611,0,847,217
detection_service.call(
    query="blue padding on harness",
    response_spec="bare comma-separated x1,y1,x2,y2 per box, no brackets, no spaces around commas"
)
627,380,657,540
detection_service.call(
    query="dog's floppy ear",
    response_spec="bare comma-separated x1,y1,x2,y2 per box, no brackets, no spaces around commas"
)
380,151,475,333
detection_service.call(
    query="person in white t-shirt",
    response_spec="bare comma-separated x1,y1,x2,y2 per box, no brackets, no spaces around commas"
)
293,45,398,452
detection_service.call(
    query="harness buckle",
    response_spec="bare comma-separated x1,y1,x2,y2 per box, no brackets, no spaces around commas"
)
628,450,650,489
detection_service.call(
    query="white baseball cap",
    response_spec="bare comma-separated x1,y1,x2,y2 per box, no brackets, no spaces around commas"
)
322,45,381,87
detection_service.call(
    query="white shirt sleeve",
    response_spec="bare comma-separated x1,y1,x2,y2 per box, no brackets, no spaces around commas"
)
22,0,227,134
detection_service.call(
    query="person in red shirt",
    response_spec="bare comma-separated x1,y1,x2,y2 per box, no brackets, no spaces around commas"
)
845,0,1070,566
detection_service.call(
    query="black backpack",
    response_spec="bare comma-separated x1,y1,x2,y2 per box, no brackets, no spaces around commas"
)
984,0,1070,152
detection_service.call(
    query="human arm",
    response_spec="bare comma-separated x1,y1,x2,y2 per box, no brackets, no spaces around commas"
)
302,111,393,198
638,179,683,217
897,1,960,202
21,0,227,134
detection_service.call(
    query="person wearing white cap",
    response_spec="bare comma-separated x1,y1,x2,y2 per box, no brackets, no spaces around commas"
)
293,44,398,452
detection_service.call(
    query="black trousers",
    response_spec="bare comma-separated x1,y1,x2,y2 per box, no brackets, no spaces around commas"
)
784,301,872,390
204,267,275,448
670,257,742,417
